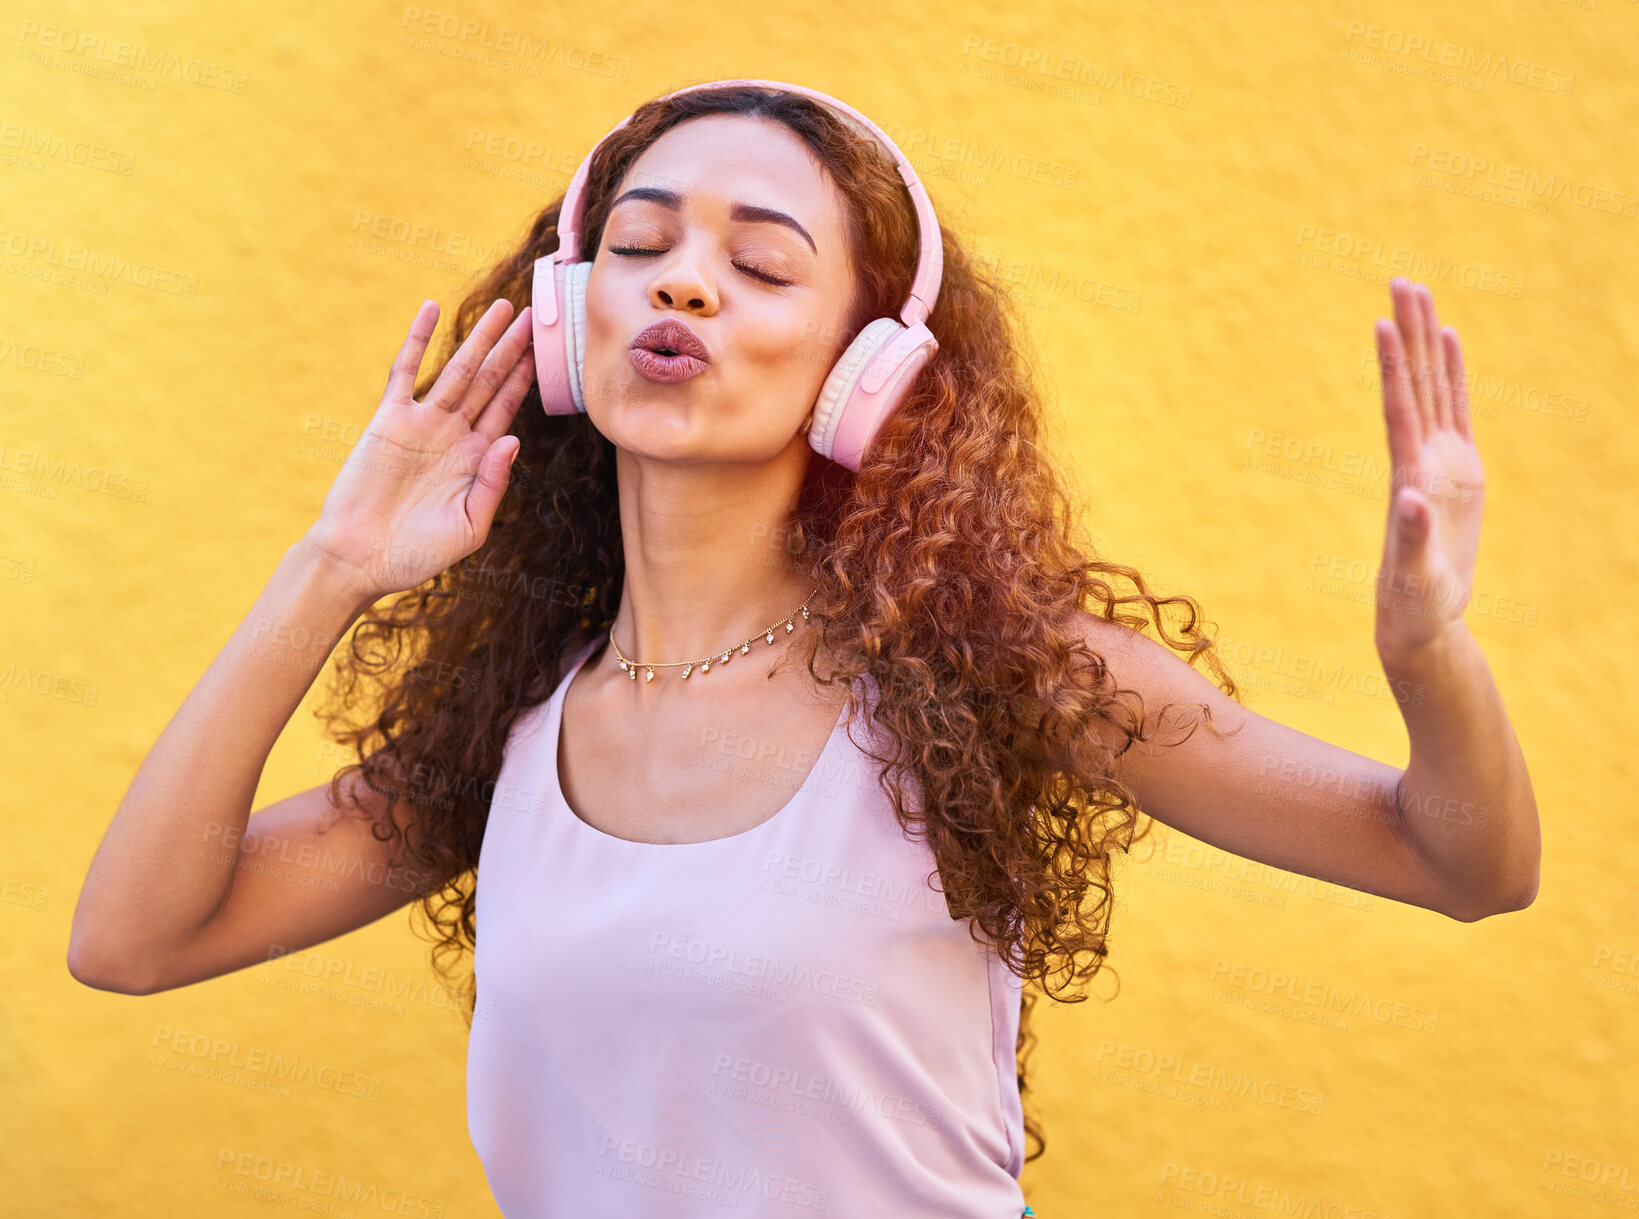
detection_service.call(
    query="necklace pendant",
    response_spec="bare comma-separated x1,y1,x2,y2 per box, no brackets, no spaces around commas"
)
607,585,814,692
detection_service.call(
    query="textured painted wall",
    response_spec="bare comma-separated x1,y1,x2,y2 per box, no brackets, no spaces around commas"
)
4,1,1632,1216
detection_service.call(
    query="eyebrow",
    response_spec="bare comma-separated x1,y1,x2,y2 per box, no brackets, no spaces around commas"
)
608,186,818,255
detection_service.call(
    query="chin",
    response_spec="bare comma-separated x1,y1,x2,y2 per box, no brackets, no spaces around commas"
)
595,403,698,458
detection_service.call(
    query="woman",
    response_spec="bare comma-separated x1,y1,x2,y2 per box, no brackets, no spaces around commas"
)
68,81,1540,1217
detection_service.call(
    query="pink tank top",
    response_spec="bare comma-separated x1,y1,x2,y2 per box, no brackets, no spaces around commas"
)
466,638,1030,1217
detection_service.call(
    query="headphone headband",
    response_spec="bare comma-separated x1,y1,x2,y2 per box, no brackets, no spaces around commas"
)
550,78,942,328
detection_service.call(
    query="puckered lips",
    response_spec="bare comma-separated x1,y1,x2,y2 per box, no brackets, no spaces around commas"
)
629,318,712,384
630,318,710,362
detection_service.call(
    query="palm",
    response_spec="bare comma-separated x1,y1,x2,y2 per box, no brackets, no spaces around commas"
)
320,409,494,583
308,298,536,598
1372,278,1486,661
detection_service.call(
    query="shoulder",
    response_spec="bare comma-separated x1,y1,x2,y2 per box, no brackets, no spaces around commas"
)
1068,607,1233,690
1067,608,1145,655
1064,607,1248,756
1066,608,1182,684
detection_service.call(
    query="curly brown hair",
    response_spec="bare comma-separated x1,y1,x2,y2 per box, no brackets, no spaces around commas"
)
315,82,1244,1167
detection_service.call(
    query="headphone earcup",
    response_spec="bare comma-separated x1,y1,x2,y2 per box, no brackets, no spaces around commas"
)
531,257,583,415
563,261,591,413
809,318,899,467
809,317,935,472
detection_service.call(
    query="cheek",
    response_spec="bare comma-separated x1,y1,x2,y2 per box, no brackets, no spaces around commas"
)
787,319,849,389
726,340,813,407
581,273,621,339
746,310,835,376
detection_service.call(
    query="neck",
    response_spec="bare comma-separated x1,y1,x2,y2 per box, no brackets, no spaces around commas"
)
608,444,817,666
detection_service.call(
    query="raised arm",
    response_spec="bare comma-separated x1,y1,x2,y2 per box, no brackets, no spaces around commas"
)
1077,277,1540,923
68,296,537,993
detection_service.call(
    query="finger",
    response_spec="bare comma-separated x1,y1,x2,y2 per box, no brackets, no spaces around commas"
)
1390,278,1433,427
1376,317,1423,464
1416,285,1453,431
473,330,537,445
385,300,440,402
425,298,516,414
1442,326,1473,442
463,434,522,538
455,305,533,428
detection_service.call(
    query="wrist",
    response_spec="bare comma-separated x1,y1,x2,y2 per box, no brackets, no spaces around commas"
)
1377,619,1473,683
290,532,381,618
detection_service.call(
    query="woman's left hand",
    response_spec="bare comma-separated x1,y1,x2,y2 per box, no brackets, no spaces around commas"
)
1371,277,1486,666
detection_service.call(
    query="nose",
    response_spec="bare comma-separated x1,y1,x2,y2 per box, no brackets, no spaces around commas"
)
647,241,719,314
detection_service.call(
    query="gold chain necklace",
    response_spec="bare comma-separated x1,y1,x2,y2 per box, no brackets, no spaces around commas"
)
609,587,819,683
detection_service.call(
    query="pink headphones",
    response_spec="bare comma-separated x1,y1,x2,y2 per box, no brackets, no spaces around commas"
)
530,78,944,472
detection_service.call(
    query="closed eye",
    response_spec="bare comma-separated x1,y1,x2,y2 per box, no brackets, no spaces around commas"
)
608,245,794,287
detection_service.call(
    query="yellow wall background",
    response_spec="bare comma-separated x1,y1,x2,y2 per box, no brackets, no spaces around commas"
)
4,1,1634,1215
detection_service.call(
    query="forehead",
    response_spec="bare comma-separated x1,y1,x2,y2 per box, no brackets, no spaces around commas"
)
613,113,848,238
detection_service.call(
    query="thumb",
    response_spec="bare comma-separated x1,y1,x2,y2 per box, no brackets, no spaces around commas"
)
1393,486,1429,549
465,436,521,530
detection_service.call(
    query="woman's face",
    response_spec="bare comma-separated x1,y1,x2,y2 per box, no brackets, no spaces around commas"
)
579,113,860,463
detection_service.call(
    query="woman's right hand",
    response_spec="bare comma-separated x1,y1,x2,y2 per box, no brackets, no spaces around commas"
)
303,297,536,602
